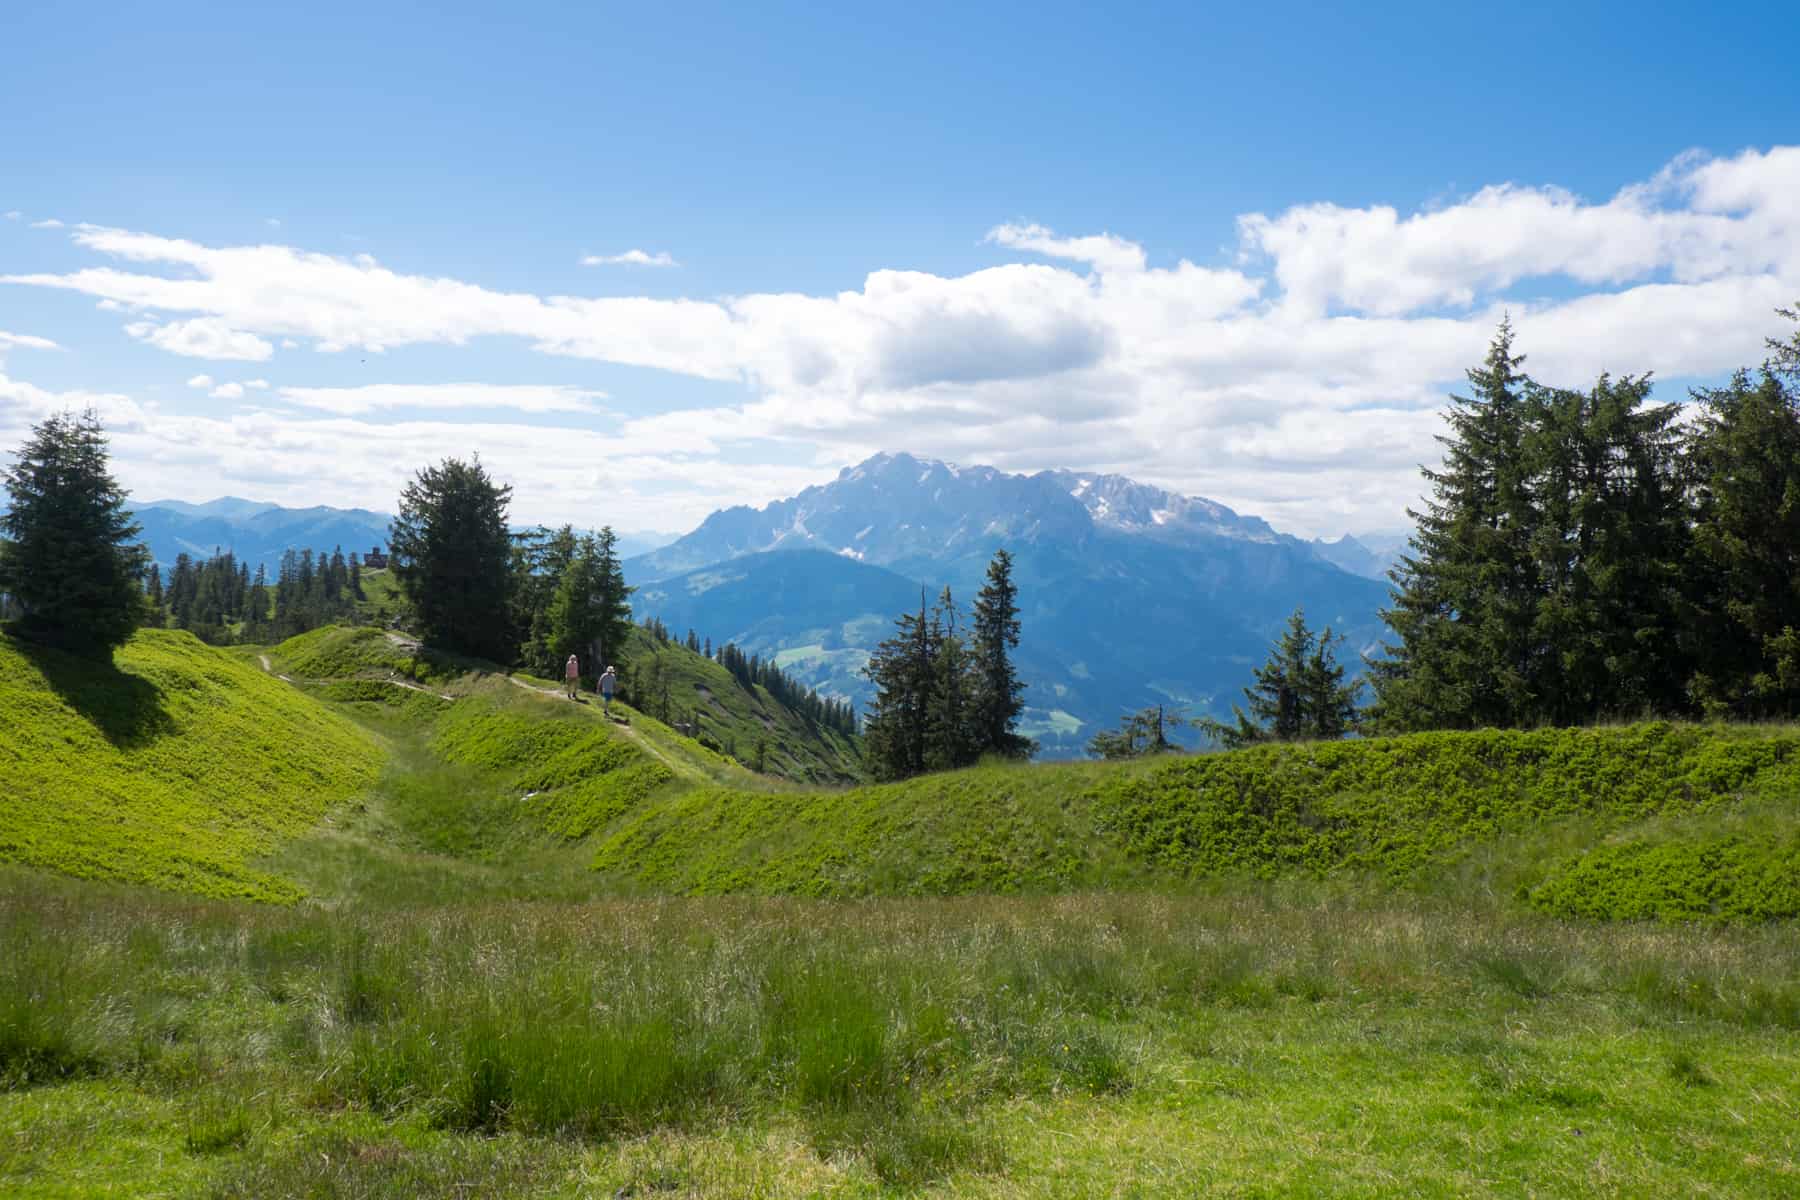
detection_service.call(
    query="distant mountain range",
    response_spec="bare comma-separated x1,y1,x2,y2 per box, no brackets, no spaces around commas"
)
119,461,1405,757
1307,532,1410,581
128,497,677,575
628,452,1398,756
133,498,393,575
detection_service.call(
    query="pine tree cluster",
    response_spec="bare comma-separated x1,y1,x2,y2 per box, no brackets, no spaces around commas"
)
1374,311,1800,729
146,545,367,645
861,550,1032,780
512,524,633,680
1201,609,1362,748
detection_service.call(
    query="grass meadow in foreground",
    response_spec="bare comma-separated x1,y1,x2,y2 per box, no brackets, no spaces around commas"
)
3,871,1798,1197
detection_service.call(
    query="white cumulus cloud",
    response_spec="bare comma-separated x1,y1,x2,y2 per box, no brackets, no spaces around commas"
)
275,382,608,416
124,317,274,361
186,374,214,389
5,145,1800,534
0,331,60,351
580,249,679,268
986,222,1148,275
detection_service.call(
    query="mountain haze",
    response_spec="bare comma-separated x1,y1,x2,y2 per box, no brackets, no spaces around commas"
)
130,498,677,575
628,452,1393,755
133,498,391,575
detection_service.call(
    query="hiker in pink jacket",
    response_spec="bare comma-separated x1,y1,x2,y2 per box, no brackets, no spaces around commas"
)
564,654,580,699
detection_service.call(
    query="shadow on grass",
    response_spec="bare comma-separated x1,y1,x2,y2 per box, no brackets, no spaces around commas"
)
8,633,175,748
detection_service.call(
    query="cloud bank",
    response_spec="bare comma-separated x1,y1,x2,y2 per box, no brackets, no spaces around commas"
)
3,146,1798,534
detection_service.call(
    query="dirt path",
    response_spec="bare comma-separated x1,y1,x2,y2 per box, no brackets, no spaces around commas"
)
386,677,458,702
504,675,700,780
257,649,454,701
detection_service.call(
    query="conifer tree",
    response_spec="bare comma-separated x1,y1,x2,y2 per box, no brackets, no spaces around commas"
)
543,534,605,677
145,562,164,620
247,563,269,630
1685,365,1800,716
861,594,933,779
589,526,634,672
970,549,1031,758
0,410,147,654
923,586,975,771
1527,374,1690,722
389,455,516,662
1204,608,1360,748
1372,321,1540,730
1088,704,1187,758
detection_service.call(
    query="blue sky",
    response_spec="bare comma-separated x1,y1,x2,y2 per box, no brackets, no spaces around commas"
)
3,1,1797,535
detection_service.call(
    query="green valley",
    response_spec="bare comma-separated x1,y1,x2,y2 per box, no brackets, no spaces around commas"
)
3,624,1799,1196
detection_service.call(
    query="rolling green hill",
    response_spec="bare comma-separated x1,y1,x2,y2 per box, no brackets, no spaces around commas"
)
589,722,1800,920
0,628,381,902
618,625,865,783
9,619,1798,924
275,623,865,784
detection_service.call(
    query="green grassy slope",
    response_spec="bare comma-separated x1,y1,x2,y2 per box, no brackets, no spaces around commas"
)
18,618,1795,923
266,626,767,856
591,722,1800,919
621,626,864,783
352,565,405,623
279,622,862,784
0,629,381,902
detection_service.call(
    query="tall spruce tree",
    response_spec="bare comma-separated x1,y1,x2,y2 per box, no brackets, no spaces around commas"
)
970,549,1031,758
513,524,580,671
923,586,975,771
144,562,164,620
1371,321,1540,731
388,455,516,662
543,534,605,677
1527,374,1690,723
590,526,634,672
0,409,146,654
861,593,934,779
1685,365,1800,716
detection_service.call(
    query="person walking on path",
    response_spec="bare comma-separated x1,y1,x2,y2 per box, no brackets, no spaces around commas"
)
599,664,617,715
564,654,580,700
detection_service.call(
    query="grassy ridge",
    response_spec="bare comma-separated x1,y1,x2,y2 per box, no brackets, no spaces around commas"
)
269,626,712,857
592,760,1155,896
13,621,1798,921
622,627,865,783
0,630,380,902
593,723,1800,919
289,622,863,785
272,624,482,686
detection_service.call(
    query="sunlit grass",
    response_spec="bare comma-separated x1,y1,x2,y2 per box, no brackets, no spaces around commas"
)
4,873,1799,1195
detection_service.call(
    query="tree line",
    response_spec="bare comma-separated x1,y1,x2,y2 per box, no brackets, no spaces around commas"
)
1088,607,1362,757
859,550,1032,780
12,304,1794,755
1373,310,1800,730
144,545,372,644
1088,304,1800,755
